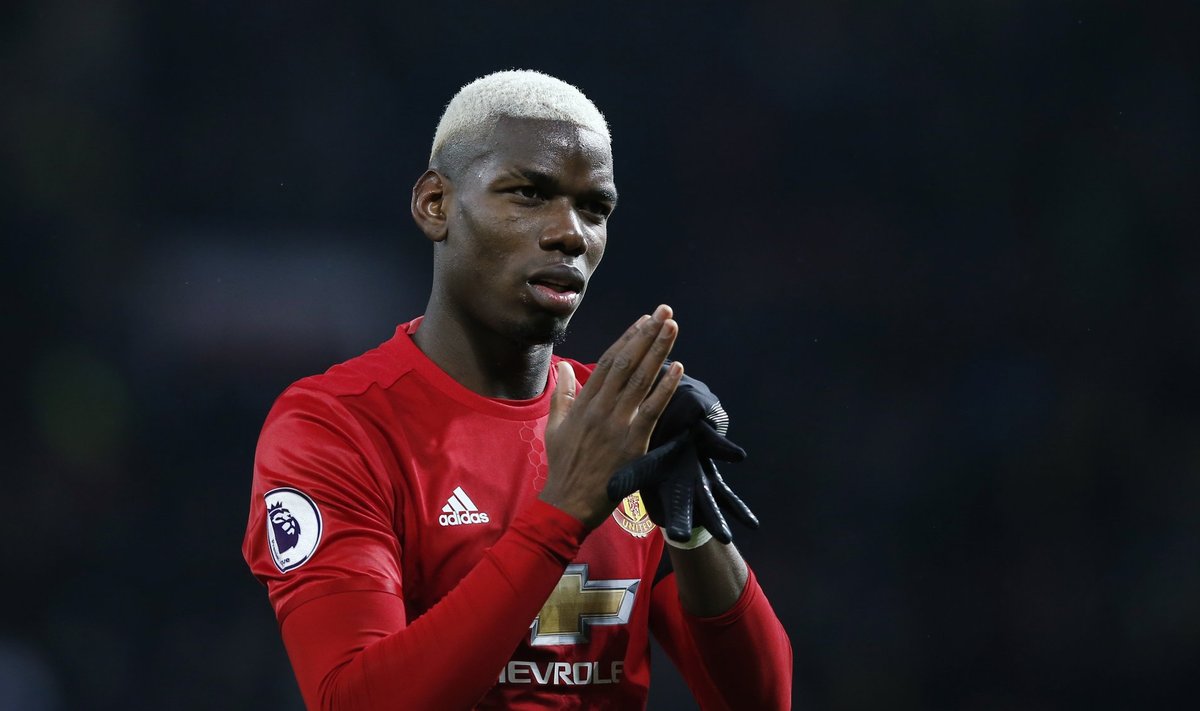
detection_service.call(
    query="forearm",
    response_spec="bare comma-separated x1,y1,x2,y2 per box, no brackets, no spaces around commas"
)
666,537,749,617
281,500,585,711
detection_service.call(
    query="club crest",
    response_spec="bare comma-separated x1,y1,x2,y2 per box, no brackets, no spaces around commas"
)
611,491,655,538
264,487,322,572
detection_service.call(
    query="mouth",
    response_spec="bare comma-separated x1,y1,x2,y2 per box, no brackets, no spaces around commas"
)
526,264,586,314
527,264,586,294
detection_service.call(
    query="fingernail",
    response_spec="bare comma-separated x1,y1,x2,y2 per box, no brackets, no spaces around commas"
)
653,305,669,322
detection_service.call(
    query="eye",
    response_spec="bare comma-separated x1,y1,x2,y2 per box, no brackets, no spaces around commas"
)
513,185,543,200
581,201,613,221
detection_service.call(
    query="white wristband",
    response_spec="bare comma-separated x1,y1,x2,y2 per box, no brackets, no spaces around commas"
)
662,526,713,550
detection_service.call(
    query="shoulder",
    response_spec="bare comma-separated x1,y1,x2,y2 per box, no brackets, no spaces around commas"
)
254,340,405,502
260,322,420,442
297,324,416,400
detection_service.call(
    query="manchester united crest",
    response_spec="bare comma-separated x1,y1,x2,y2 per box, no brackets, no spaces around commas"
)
611,491,655,538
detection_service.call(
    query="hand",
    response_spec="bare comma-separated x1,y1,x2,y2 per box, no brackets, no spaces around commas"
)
649,364,748,461
539,305,684,530
607,370,759,544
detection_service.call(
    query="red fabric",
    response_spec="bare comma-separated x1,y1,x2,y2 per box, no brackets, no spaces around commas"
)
243,317,791,709
280,500,587,710
650,569,794,710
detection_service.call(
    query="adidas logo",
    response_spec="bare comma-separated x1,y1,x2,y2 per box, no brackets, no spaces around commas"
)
438,486,491,527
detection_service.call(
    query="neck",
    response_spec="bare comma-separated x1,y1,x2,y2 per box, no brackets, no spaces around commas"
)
412,297,554,400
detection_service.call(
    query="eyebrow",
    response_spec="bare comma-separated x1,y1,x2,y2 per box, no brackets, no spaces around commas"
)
507,167,619,205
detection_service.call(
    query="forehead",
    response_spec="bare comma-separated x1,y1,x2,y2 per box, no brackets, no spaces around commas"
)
477,116,614,181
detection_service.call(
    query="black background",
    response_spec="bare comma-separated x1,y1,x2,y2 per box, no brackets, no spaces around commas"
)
3,1,1197,709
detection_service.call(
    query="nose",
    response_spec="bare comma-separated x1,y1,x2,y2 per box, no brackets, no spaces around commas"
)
538,198,588,257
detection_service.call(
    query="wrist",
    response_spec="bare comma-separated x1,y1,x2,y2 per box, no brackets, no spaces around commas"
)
537,490,607,532
662,525,713,550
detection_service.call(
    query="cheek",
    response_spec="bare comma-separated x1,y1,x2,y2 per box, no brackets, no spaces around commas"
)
457,200,526,254
588,231,607,268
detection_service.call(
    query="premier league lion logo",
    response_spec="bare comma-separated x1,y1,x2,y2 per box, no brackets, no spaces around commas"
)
264,487,323,572
269,501,301,554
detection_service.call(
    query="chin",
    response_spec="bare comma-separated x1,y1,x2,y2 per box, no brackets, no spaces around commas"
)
511,312,572,347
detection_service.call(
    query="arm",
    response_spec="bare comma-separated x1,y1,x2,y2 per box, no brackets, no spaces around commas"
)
244,390,578,709
667,535,748,617
617,366,791,706
651,553,793,711
279,500,585,711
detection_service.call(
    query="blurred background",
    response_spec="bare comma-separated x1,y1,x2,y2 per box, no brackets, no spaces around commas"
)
3,1,1197,709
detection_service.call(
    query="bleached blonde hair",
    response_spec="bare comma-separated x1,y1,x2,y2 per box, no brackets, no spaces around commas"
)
429,69,610,165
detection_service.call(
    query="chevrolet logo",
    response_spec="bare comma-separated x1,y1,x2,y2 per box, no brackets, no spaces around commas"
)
530,564,640,646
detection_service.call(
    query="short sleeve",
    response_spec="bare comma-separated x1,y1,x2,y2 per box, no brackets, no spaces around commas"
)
242,386,404,623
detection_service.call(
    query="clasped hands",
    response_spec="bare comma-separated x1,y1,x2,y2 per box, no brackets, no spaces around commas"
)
541,305,758,544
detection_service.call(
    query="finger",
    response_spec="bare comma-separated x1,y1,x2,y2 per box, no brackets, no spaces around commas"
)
547,361,576,432
693,468,733,544
661,439,700,541
606,435,689,500
576,313,651,406
702,458,760,529
663,473,697,542
694,421,748,462
590,305,672,411
613,316,678,414
641,481,667,527
630,360,684,446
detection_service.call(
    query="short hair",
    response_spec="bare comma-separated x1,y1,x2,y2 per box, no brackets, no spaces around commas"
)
429,69,610,167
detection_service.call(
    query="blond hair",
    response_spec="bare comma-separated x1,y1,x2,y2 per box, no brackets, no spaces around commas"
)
430,69,610,164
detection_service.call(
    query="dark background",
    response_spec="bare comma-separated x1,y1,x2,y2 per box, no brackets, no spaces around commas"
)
3,1,1197,709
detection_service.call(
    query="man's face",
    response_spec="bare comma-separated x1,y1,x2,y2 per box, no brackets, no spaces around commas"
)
437,116,616,346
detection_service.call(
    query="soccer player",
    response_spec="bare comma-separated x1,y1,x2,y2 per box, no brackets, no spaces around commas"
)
243,70,792,710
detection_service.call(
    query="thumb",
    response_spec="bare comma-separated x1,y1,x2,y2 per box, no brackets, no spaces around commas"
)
548,361,576,431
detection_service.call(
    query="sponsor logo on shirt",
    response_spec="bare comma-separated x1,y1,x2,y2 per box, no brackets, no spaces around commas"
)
499,659,623,686
530,564,639,646
611,491,655,538
264,487,322,572
438,486,491,527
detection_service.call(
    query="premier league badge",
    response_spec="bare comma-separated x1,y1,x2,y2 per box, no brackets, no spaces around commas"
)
264,487,323,572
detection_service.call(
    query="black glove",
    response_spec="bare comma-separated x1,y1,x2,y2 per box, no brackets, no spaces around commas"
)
607,365,759,544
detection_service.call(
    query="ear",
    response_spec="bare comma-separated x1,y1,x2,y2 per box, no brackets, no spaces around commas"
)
411,169,450,242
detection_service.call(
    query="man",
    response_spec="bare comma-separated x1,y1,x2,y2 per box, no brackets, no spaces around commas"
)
243,70,792,710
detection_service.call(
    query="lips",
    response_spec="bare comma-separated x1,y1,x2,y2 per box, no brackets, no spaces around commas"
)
526,264,585,294
525,264,586,315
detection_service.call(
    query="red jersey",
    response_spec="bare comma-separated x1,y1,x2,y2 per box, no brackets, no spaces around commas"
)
242,318,792,710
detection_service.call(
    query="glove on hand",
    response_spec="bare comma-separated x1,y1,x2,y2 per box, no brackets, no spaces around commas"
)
607,365,759,544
